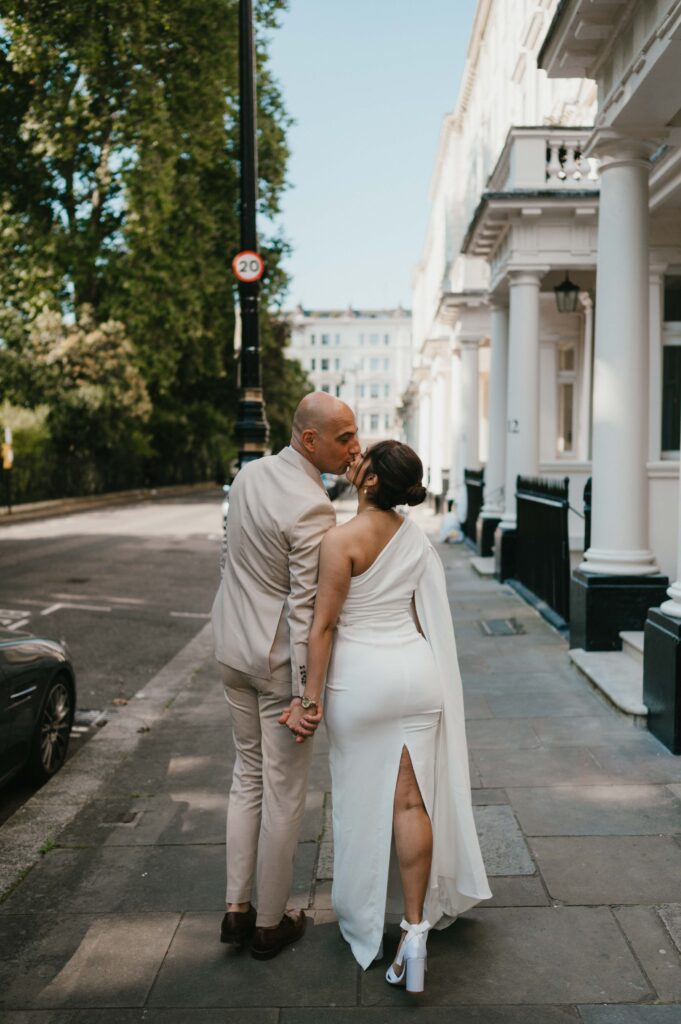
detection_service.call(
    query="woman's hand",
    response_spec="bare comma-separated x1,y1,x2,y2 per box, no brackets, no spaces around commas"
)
280,700,323,743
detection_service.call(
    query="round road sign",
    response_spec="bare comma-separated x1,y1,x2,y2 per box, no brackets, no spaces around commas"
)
232,250,264,283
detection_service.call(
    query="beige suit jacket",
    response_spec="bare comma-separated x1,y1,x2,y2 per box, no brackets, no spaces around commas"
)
211,446,336,696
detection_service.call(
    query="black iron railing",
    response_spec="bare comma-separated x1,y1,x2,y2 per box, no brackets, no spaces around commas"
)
515,475,570,623
464,468,484,543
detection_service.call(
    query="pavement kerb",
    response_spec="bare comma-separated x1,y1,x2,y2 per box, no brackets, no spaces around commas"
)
0,480,220,527
0,621,215,903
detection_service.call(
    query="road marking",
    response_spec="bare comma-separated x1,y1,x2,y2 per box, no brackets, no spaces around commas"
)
170,611,211,619
0,609,31,628
40,602,112,616
6,618,30,631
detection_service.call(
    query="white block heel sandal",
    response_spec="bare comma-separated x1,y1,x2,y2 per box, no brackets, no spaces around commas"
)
385,918,430,994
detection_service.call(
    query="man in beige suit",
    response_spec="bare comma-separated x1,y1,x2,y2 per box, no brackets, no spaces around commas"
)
212,392,360,960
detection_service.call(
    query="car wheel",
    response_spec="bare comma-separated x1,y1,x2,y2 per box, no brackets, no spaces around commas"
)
27,675,74,786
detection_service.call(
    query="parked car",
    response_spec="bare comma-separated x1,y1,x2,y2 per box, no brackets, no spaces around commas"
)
0,627,76,788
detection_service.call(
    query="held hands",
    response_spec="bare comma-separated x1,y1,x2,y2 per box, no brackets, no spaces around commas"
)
278,698,323,743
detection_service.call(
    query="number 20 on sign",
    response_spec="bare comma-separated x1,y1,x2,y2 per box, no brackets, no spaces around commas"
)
232,250,264,283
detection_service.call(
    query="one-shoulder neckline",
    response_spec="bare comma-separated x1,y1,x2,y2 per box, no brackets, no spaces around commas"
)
351,516,410,580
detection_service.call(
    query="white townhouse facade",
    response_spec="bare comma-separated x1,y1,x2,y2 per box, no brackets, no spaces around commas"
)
405,0,681,751
286,307,412,443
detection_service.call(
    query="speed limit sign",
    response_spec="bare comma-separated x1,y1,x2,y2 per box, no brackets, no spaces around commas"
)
232,250,264,283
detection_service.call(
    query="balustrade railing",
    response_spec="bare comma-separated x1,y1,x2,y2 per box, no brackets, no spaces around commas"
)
515,475,571,623
545,137,599,188
463,468,484,543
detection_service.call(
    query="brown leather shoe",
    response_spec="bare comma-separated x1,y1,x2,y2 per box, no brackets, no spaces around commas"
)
220,905,256,947
250,911,307,961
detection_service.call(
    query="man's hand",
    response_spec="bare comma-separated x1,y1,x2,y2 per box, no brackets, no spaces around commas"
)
279,699,323,743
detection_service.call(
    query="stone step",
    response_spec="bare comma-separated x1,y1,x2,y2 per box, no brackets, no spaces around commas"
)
569,648,647,720
620,630,644,665
471,556,495,577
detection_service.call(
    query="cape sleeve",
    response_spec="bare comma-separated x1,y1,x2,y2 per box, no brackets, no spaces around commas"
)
414,542,492,927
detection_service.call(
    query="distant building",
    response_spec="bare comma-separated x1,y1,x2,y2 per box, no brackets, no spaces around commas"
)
286,306,413,443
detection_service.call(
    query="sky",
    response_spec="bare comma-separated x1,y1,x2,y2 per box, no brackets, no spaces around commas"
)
266,0,477,312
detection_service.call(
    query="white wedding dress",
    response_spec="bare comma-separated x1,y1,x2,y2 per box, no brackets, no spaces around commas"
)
324,516,491,969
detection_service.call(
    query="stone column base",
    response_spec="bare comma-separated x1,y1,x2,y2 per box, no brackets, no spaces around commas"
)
643,608,681,755
570,568,669,651
477,514,500,557
494,523,516,581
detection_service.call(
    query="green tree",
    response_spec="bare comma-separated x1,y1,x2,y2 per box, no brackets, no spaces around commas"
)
0,0,295,494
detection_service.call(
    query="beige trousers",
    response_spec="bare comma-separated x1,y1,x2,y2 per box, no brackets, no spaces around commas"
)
222,664,314,927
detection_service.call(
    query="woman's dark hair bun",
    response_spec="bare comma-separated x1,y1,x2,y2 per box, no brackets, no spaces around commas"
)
364,440,426,510
404,483,427,506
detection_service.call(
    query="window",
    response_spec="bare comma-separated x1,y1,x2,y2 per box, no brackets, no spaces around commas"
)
321,384,330,393
557,344,576,455
335,384,341,397
384,334,390,345
335,334,341,345
370,383,379,398
310,358,316,370
321,358,329,371
334,358,341,370
370,414,379,431
359,333,365,346
662,345,681,451
384,414,390,429
383,358,390,371
359,384,365,398
321,333,330,346
370,357,381,371
664,276,681,321
384,383,390,398
310,334,316,345
370,333,379,346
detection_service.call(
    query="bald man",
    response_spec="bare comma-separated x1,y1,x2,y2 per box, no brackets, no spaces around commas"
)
212,393,360,960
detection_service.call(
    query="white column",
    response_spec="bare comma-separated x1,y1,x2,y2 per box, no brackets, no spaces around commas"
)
580,135,658,575
481,303,508,516
648,267,665,463
429,362,447,495
578,292,594,461
500,270,543,528
418,381,432,489
447,347,463,504
540,341,558,461
460,338,481,472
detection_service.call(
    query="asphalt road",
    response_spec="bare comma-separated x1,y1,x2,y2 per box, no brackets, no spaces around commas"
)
0,489,226,821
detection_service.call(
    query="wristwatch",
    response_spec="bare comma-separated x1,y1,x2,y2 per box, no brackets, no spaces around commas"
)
301,696,318,712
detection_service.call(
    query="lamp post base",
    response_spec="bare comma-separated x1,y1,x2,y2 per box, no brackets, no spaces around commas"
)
570,568,669,651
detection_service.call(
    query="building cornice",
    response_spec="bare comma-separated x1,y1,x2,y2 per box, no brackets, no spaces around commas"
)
461,190,600,258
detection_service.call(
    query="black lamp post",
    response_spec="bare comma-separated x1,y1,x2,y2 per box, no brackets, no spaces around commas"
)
235,0,269,468
554,272,580,314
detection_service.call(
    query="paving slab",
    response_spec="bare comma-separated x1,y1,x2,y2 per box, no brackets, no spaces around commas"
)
147,914,358,1008
360,908,650,1005
531,717,646,746
0,1012,277,1023
509,785,681,836
578,1008,681,1023
529,836,681,905
472,746,608,788
657,903,681,954
465,719,541,749
474,805,535,876
0,845,225,915
586,743,681,784
485,691,609,720
472,788,509,805
482,875,549,907
0,913,179,1009
281,1008,580,1023
463,695,496,719
614,905,681,1003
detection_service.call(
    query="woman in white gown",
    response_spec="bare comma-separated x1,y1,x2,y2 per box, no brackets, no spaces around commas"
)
284,441,491,992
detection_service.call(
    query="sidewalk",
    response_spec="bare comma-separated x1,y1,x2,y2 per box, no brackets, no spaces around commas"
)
2,530,681,1020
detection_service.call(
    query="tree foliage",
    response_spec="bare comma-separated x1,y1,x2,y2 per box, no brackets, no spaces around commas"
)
0,0,306,499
